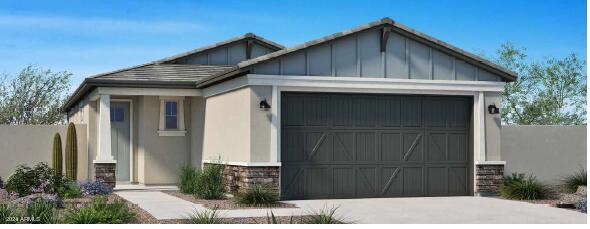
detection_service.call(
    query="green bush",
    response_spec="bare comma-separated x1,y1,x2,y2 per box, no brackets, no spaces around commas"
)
26,199,58,224
0,204,17,224
0,176,3,189
64,197,135,224
178,165,199,194
194,164,225,199
235,184,278,205
6,163,55,197
561,168,587,193
177,164,225,199
499,173,548,200
186,208,224,224
57,180,82,199
303,207,347,224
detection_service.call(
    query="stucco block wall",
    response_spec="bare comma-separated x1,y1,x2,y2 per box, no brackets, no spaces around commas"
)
485,92,502,161
502,125,587,184
0,124,88,180
203,87,252,162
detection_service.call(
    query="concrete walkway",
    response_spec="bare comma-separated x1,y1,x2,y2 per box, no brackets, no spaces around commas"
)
115,191,309,220
116,191,587,223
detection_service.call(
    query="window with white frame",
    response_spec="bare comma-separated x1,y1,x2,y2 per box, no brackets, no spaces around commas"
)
158,97,186,136
165,101,178,129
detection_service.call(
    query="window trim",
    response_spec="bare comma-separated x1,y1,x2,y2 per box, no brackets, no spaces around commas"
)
158,96,186,136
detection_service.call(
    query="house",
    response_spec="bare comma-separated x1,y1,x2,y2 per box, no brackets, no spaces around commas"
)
64,18,517,199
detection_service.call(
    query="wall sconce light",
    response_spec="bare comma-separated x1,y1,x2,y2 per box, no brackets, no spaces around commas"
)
488,104,500,114
259,99,271,110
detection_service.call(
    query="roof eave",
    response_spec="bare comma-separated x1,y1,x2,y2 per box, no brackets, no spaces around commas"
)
196,67,249,88
62,79,197,112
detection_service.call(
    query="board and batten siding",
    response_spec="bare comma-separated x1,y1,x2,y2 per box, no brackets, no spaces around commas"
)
252,29,502,81
171,41,276,65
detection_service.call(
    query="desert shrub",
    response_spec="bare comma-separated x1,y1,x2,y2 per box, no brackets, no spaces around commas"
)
235,184,278,205
265,211,295,224
0,176,4,189
5,163,57,197
303,206,347,224
25,199,58,224
57,180,82,199
13,193,62,208
79,180,113,196
562,168,587,193
64,197,135,224
186,208,224,224
500,173,548,200
0,204,17,224
194,164,225,199
179,165,200,194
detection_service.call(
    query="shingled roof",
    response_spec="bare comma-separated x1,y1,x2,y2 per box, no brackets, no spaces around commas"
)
63,33,280,110
196,17,518,88
90,64,234,82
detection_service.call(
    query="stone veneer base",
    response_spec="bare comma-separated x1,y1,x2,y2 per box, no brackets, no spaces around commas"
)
475,164,504,196
94,163,116,188
205,163,279,193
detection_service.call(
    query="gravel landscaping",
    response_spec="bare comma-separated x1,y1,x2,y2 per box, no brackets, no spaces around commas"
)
163,190,297,210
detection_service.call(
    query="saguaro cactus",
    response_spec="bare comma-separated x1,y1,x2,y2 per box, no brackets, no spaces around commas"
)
52,133,63,176
65,123,78,180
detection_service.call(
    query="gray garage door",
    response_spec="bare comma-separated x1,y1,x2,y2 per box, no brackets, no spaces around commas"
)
280,92,472,200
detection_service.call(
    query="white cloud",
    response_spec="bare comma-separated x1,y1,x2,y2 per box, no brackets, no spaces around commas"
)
0,14,207,34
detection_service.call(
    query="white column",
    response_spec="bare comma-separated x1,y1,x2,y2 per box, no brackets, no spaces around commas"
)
269,86,279,163
178,98,186,130
94,94,115,163
473,92,487,163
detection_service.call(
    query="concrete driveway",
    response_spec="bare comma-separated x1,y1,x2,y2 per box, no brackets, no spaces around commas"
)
117,191,586,223
284,196,587,224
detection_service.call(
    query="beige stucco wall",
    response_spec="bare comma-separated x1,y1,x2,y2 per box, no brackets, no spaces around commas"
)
190,97,206,168
249,86,272,162
484,92,502,161
203,87,252,162
137,96,191,184
0,124,88,180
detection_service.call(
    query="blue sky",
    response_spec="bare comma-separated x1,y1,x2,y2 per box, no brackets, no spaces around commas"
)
0,0,586,88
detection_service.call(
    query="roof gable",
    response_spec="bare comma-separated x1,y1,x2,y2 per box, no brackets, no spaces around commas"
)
158,33,284,65
197,18,516,88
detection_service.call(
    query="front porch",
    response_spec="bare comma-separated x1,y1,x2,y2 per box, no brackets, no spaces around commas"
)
82,87,205,186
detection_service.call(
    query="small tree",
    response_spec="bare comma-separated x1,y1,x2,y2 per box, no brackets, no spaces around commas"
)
0,65,71,125
493,42,586,125
51,133,63,176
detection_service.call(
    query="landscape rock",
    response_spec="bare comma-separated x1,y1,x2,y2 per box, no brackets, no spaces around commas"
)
559,193,585,205
576,186,586,195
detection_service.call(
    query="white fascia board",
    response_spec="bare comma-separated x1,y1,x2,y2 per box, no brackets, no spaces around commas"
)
247,74,506,93
96,87,202,97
